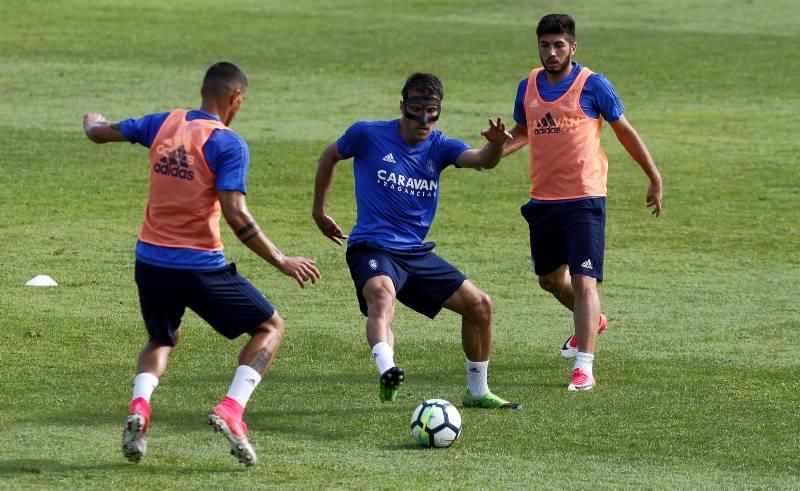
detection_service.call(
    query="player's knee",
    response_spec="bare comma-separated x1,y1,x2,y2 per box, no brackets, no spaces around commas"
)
538,275,558,293
467,291,493,325
253,312,285,338
269,313,286,337
571,276,597,297
273,317,286,339
572,285,596,300
365,285,395,312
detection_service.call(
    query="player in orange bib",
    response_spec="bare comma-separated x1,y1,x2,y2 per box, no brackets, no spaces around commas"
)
503,14,663,391
83,62,320,466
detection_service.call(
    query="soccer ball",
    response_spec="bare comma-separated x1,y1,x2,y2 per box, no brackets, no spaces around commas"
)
410,399,462,448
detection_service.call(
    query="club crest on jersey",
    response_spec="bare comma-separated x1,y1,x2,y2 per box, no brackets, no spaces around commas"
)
368,259,378,270
425,159,436,175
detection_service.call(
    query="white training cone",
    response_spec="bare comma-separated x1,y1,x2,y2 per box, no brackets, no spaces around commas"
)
25,275,58,287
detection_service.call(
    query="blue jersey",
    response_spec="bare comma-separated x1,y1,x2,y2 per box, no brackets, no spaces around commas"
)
513,62,625,127
119,109,250,270
336,120,470,250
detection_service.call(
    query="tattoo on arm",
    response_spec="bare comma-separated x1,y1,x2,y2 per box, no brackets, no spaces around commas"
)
241,228,261,243
237,221,261,242
236,222,256,236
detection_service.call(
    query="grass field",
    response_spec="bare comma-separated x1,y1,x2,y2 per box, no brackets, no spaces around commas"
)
1,0,799,488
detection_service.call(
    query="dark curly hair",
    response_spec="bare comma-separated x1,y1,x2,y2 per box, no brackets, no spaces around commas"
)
401,73,444,101
536,14,576,42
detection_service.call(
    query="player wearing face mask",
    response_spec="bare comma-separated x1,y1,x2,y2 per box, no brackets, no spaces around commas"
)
312,72,522,410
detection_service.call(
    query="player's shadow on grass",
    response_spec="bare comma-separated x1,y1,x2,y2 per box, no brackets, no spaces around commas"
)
0,459,130,476
383,442,434,451
0,458,247,476
10,410,125,429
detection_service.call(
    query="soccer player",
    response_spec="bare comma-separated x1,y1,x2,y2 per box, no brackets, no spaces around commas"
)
313,72,522,410
503,14,663,391
82,62,320,466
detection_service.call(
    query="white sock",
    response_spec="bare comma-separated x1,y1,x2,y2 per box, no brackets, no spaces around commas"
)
574,352,595,377
372,342,395,375
131,372,159,402
226,365,262,408
466,359,489,397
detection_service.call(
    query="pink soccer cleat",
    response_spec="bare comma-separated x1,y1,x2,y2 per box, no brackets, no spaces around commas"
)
560,314,608,359
208,397,257,467
121,397,151,463
567,367,596,392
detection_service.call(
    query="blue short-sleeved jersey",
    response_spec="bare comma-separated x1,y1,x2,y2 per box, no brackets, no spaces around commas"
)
118,109,250,270
513,63,625,127
337,120,470,250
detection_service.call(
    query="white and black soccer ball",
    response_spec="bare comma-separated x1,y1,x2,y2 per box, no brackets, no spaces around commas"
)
410,399,462,448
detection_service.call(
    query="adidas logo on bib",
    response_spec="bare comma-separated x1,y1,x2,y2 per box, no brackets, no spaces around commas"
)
533,112,561,136
153,144,195,181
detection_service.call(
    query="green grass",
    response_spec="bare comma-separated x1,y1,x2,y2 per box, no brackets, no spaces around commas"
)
1,0,799,488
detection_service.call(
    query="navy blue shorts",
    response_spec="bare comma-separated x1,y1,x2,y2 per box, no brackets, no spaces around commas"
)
345,242,466,319
520,197,606,281
134,260,275,346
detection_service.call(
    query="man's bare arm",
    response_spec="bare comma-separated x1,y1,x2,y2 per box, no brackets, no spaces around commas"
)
609,115,663,216
455,117,512,170
312,143,348,245
502,123,529,157
83,113,127,143
219,190,320,287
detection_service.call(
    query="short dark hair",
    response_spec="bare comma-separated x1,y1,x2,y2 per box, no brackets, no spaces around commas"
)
201,62,248,99
536,14,576,42
401,73,444,101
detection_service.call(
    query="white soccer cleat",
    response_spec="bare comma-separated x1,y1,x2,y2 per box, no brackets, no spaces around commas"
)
560,314,608,359
560,333,579,359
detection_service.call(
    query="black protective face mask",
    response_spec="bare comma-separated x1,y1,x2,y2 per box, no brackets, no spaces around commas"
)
402,96,441,125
